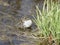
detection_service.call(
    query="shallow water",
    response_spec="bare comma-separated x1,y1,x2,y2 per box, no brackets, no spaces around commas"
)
0,0,43,45
0,0,44,25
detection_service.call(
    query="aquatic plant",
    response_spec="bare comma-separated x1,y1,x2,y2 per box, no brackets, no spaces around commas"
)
33,0,60,44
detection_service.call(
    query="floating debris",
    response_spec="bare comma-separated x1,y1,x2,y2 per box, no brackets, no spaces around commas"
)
23,20,32,28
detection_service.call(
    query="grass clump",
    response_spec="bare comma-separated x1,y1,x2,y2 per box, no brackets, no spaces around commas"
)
33,0,60,43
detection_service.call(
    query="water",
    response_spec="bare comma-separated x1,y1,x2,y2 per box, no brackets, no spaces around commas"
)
0,0,44,45
0,0,43,23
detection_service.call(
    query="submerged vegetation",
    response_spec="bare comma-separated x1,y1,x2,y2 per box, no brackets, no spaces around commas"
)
33,0,60,45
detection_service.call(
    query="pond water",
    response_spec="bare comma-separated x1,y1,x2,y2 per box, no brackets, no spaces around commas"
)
0,0,43,45
0,0,44,25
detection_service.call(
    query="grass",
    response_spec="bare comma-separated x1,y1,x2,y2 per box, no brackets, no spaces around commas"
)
33,0,60,42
